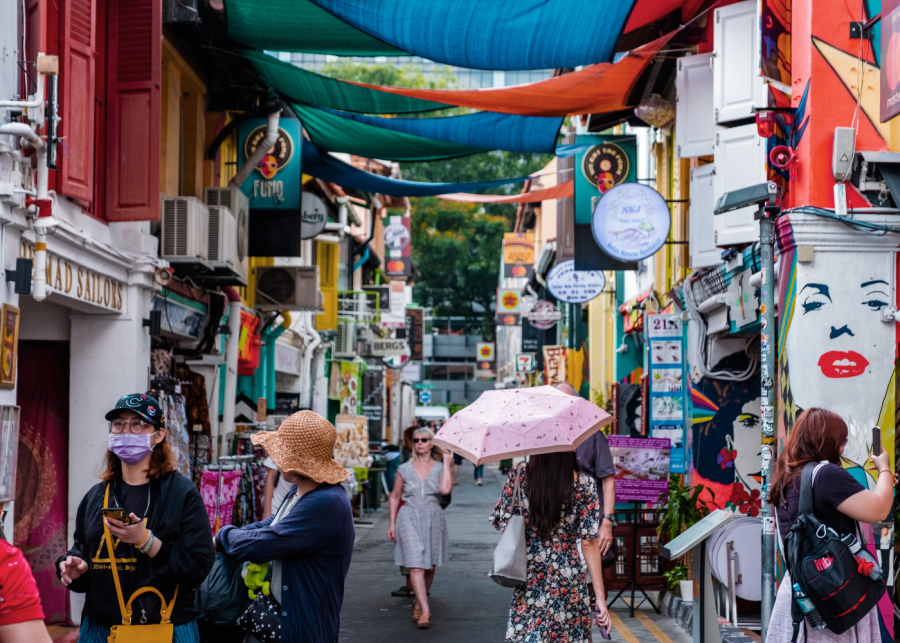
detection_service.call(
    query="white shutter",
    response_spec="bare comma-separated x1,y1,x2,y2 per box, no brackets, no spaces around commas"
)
713,124,768,246
689,164,720,267
675,53,714,158
712,0,766,124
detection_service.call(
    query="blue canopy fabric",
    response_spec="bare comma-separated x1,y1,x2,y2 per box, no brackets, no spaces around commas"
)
307,0,639,70
301,139,532,196
324,109,562,154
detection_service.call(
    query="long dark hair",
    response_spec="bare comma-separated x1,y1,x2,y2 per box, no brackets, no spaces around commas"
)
768,408,848,507
526,451,579,538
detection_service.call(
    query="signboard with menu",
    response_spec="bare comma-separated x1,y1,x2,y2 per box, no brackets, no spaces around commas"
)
608,436,671,503
647,313,689,474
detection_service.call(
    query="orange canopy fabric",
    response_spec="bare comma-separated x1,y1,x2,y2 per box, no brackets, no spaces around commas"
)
438,180,574,203
344,33,675,117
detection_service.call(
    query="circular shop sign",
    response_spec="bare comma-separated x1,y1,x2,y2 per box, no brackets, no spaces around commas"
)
582,142,629,194
384,223,410,251
591,182,671,262
546,260,606,304
300,192,328,239
527,300,562,330
244,126,294,179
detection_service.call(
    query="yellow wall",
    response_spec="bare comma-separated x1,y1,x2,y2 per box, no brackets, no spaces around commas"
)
588,272,617,406
316,241,339,330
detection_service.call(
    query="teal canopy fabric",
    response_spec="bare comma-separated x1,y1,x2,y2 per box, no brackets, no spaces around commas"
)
308,0,638,70
324,109,562,154
245,50,450,114
293,104,487,161
301,139,532,196
225,0,408,55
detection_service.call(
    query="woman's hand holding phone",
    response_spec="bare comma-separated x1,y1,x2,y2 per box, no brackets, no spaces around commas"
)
104,512,148,545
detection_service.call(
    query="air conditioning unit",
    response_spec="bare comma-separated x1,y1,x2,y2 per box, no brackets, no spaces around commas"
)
255,266,324,311
160,196,209,261
334,321,357,357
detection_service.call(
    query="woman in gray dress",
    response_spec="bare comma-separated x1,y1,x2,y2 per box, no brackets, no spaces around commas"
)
387,428,453,629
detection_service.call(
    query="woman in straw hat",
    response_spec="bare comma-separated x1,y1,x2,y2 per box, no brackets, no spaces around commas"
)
387,427,453,629
215,411,354,643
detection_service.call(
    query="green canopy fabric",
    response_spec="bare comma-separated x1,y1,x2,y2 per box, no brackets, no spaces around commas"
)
291,104,487,161
225,0,407,56
245,50,450,114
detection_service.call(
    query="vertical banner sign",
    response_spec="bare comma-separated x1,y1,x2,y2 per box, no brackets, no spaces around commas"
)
882,0,900,122
543,346,567,386
385,216,412,278
237,118,301,209
496,288,522,325
647,313,689,474
405,308,424,361
503,232,535,279
574,134,636,225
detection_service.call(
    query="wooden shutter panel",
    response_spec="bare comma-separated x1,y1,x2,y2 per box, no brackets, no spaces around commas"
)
59,0,96,203
106,0,161,221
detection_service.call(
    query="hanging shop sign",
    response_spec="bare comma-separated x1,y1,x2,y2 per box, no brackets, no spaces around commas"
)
516,353,535,373
647,313,689,474
405,307,424,360
543,346,567,386
300,192,328,239
371,339,409,356
591,182,671,262
496,288,522,325
382,281,407,328
385,216,413,278
883,0,900,122
362,360,385,440
19,241,127,312
575,135,636,225
607,436,671,502
546,260,606,303
338,361,361,416
527,300,561,330
503,232,535,278
238,118,301,209
476,342,495,362
274,342,302,375
274,392,300,416
151,296,206,340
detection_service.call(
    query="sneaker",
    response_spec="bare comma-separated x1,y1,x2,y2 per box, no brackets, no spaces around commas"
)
475,479,483,486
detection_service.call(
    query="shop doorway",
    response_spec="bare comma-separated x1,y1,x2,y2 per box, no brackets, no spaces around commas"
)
16,341,71,624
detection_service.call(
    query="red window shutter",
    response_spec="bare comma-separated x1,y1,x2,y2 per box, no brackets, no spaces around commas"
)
59,0,96,204
105,0,161,221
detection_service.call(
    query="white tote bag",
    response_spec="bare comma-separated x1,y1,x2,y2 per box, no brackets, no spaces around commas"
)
489,464,528,588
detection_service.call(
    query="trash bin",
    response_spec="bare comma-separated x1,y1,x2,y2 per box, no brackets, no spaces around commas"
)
368,454,388,510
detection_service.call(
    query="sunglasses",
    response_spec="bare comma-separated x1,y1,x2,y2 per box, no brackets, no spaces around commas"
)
413,438,431,443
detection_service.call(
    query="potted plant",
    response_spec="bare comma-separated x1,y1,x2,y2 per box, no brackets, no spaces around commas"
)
656,475,712,600
662,566,692,603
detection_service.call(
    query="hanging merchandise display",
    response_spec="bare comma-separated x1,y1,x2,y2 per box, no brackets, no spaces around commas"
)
546,260,605,303
647,313,689,474
165,393,192,479
591,182,671,262
238,311,262,375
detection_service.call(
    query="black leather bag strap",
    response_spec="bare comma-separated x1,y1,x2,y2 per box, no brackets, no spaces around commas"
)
798,462,818,518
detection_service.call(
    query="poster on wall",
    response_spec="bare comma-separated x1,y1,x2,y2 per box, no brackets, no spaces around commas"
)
760,0,792,87
616,383,642,437
647,313,689,473
0,304,19,389
608,436,671,503
334,414,369,468
237,118,301,209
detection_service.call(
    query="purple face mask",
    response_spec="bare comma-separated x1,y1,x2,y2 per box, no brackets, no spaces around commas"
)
108,432,158,465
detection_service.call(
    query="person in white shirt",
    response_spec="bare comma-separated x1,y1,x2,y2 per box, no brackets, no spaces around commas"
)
263,455,295,518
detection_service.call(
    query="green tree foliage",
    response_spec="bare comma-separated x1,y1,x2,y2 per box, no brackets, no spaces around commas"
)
319,60,458,92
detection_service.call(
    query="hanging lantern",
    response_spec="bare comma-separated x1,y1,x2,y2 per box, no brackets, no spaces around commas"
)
634,94,675,128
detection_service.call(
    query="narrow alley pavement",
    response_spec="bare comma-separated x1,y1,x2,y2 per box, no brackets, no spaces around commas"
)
340,463,693,643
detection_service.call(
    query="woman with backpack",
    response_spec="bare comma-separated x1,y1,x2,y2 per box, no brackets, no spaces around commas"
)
768,408,894,642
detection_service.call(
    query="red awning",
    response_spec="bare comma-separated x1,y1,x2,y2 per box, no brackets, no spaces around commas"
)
343,33,675,117
438,180,573,204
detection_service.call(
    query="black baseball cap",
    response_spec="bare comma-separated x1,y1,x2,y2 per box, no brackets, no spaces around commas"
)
105,393,165,426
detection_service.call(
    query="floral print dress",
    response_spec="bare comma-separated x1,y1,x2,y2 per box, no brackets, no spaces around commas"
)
490,467,600,643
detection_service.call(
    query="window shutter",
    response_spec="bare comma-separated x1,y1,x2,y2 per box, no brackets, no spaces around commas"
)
59,0,96,203
106,0,161,221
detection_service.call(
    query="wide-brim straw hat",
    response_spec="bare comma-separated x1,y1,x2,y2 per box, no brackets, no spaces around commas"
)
251,411,349,485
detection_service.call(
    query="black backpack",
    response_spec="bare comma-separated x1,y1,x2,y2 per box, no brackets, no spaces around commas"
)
783,462,885,641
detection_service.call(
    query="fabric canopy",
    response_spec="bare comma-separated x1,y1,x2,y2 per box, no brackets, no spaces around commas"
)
343,33,674,116
245,50,450,114
308,0,637,70
439,180,573,203
293,104,487,161
301,139,532,196
225,0,407,55
324,109,562,154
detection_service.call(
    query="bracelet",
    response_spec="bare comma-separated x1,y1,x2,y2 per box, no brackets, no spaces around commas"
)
136,530,151,551
139,532,155,554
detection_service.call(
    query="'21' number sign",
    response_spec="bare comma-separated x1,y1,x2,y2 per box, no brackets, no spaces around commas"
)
648,315,682,338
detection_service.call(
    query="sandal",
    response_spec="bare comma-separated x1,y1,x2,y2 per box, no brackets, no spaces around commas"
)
413,604,422,622
417,614,431,629
392,586,415,597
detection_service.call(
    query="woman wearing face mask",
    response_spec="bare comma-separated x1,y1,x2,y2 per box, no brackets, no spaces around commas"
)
56,394,215,643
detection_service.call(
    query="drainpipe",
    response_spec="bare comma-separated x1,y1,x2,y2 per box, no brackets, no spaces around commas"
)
323,198,349,236
264,313,290,413
301,312,322,409
220,286,242,462
228,107,280,189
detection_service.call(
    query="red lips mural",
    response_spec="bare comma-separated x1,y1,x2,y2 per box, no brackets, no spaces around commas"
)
817,351,870,378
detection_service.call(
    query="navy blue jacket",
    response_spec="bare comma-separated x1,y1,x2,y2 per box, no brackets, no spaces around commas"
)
216,483,354,643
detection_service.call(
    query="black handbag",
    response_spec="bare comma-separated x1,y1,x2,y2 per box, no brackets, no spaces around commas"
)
195,552,251,626
236,593,282,643
601,538,619,569
439,493,452,509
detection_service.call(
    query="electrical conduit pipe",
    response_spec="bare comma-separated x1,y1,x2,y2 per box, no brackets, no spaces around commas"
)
219,287,242,462
263,313,291,413
228,108,281,189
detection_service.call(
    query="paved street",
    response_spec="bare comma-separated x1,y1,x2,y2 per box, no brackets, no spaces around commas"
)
341,463,692,643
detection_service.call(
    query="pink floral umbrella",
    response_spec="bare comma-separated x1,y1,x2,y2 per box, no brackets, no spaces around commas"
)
432,385,613,465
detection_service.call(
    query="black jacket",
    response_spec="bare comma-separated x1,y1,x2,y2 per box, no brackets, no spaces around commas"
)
57,472,215,626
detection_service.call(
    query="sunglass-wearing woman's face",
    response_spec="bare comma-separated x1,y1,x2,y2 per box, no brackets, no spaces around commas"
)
414,438,431,443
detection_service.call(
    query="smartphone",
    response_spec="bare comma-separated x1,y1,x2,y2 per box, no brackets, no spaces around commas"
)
101,508,133,525
592,613,611,640
873,426,882,457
